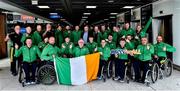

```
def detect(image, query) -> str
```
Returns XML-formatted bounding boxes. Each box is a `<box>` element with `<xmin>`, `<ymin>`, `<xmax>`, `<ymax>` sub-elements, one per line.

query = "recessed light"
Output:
<box><xmin>123</xmin><ymin>6</ymin><xmax>134</xmax><ymax>9</ymax></box>
<box><xmin>81</xmin><ymin>19</ymin><xmax>86</xmax><ymax>21</ymax></box>
<box><xmin>83</xmin><ymin>13</ymin><xmax>91</xmax><ymax>15</ymax></box>
<box><xmin>110</xmin><ymin>16</ymin><xmax>116</xmax><ymax>18</ymax></box>
<box><xmin>110</xmin><ymin>13</ymin><xmax>118</xmax><ymax>15</ymax></box>
<box><xmin>108</xmin><ymin>0</ymin><xmax>114</xmax><ymax>3</ymax></box>
<box><xmin>50</xmin><ymin>13</ymin><xmax>58</xmax><ymax>15</ymax></box>
<box><xmin>37</xmin><ymin>6</ymin><xmax>50</xmax><ymax>8</ymax></box>
<box><xmin>32</xmin><ymin>0</ymin><xmax>38</xmax><ymax>5</ymax></box>
<box><xmin>104</xmin><ymin>19</ymin><xmax>109</xmax><ymax>20</ymax></box>
<box><xmin>86</xmin><ymin>6</ymin><xmax>97</xmax><ymax>8</ymax></box>
<box><xmin>82</xmin><ymin>16</ymin><xmax>88</xmax><ymax>18</ymax></box>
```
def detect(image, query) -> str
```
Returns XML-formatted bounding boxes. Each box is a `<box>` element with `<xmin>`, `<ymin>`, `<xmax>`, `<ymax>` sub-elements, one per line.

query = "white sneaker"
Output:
<box><xmin>30</xmin><ymin>81</ymin><xmax>36</xmax><ymax>84</ymax></box>
<box><xmin>114</xmin><ymin>76</ymin><xmax>120</xmax><ymax>81</ymax></box>
<box><xmin>119</xmin><ymin>79</ymin><xmax>125</xmax><ymax>83</ymax></box>
<box><xmin>26</xmin><ymin>82</ymin><xmax>31</xmax><ymax>85</ymax></box>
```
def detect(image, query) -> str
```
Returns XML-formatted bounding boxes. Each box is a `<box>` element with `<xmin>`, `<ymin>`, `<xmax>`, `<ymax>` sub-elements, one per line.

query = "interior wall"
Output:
<box><xmin>153</xmin><ymin>0</ymin><xmax>180</xmax><ymax>66</ymax></box>
<box><xmin>0</xmin><ymin>14</ymin><xmax>7</xmax><ymax>59</ymax></box>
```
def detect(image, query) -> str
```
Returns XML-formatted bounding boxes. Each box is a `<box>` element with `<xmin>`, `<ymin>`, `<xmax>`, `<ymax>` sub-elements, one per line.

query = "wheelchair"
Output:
<box><xmin>158</xmin><ymin>58</ymin><xmax>173</xmax><ymax>79</ymax></box>
<box><xmin>111</xmin><ymin>60</ymin><xmax>134</xmax><ymax>83</ymax></box>
<box><xmin>18</xmin><ymin>61</ymin><xmax>39</xmax><ymax>87</ymax></box>
<box><xmin>18</xmin><ymin>60</ymin><xmax>56</xmax><ymax>87</ymax></box>
<box><xmin>144</xmin><ymin>60</ymin><xmax>159</xmax><ymax>86</ymax></box>
<box><xmin>99</xmin><ymin>60</ymin><xmax>110</xmax><ymax>82</ymax></box>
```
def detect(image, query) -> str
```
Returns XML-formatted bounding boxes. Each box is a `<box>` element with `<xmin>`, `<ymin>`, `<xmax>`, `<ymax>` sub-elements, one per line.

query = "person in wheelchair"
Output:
<box><xmin>70</xmin><ymin>39</ymin><xmax>89</xmax><ymax>57</ymax></box>
<box><xmin>41</xmin><ymin>36</ymin><xmax>61</xmax><ymax>62</ymax></box>
<box><xmin>61</xmin><ymin>36</ymin><xmax>74</xmax><ymax>58</ymax></box>
<box><xmin>86</xmin><ymin>35</ymin><xmax>98</xmax><ymax>54</ymax></box>
<box><xmin>133</xmin><ymin>37</ymin><xmax>154</xmax><ymax>83</ymax></box>
<box><xmin>154</xmin><ymin>35</ymin><xmax>176</xmax><ymax>67</ymax></box>
<box><xmin>114</xmin><ymin>39</ymin><xmax>129</xmax><ymax>82</ymax></box>
<box><xmin>14</xmin><ymin>37</ymin><xmax>41</xmax><ymax>84</ymax></box>
<box><xmin>96</xmin><ymin>39</ymin><xmax>111</xmax><ymax>80</ymax></box>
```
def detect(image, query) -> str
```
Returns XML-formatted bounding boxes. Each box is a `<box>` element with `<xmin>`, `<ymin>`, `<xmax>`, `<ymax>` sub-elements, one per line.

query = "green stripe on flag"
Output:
<box><xmin>55</xmin><ymin>57</ymin><xmax>72</xmax><ymax>85</ymax></box>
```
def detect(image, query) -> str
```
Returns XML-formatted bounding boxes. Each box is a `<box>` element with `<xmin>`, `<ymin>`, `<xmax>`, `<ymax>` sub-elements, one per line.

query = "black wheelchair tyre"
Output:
<box><xmin>165</xmin><ymin>59</ymin><xmax>173</xmax><ymax>77</ymax></box>
<box><xmin>151</xmin><ymin>63</ymin><xmax>159</xmax><ymax>83</ymax></box>
<box><xmin>107</xmin><ymin>61</ymin><xmax>115</xmax><ymax>78</ymax></box>
<box><xmin>18</xmin><ymin>65</ymin><xmax>24</xmax><ymax>83</ymax></box>
<box><xmin>37</xmin><ymin>64</ymin><xmax>56</xmax><ymax>85</ymax></box>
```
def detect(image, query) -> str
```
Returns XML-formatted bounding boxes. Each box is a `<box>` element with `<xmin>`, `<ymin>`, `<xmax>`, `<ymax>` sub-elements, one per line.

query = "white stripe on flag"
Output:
<box><xmin>70</xmin><ymin>56</ymin><xmax>87</xmax><ymax>85</ymax></box>
<box><xmin>53</xmin><ymin>58</ymin><xmax>60</xmax><ymax>84</ymax></box>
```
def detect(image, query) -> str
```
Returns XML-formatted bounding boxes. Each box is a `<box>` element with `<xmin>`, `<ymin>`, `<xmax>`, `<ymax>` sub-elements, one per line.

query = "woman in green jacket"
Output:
<box><xmin>154</xmin><ymin>35</ymin><xmax>176</xmax><ymax>66</ymax></box>
<box><xmin>134</xmin><ymin>17</ymin><xmax>152</xmax><ymax>48</ymax></box>
<box><xmin>15</xmin><ymin>38</ymin><xmax>41</xmax><ymax>84</ymax></box>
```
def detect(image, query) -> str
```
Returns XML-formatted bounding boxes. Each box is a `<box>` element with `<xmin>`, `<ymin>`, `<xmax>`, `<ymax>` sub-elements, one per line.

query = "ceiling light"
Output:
<box><xmin>32</xmin><ymin>0</ymin><xmax>38</xmax><ymax>5</ymax></box>
<box><xmin>86</xmin><ymin>6</ymin><xmax>97</xmax><ymax>9</ymax></box>
<box><xmin>82</xmin><ymin>16</ymin><xmax>88</xmax><ymax>18</ymax></box>
<box><xmin>81</xmin><ymin>19</ymin><xmax>86</xmax><ymax>21</ymax></box>
<box><xmin>110</xmin><ymin>16</ymin><xmax>116</xmax><ymax>18</ymax></box>
<box><xmin>108</xmin><ymin>0</ymin><xmax>114</xmax><ymax>3</ymax></box>
<box><xmin>37</xmin><ymin>6</ymin><xmax>50</xmax><ymax>8</ymax></box>
<box><xmin>49</xmin><ymin>13</ymin><xmax>58</xmax><ymax>15</ymax></box>
<box><xmin>56</xmin><ymin>8</ymin><xmax>62</xmax><ymax>10</ymax></box>
<box><xmin>60</xmin><ymin>19</ymin><xmax>66</xmax><ymax>21</ymax></box>
<box><xmin>110</xmin><ymin>13</ymin><xmax>118</xmax><ymax>15</ymax></box>
<box><xmin>83</xmin><ymin>13</ymin><xmax>91</xmax><ymax>15</ymax></box>
<box><xmin>104</xmin><ymin>19</ymin><xmax>109</xmax><ymax>20</ymax></box>
<box><xmin>123</xmin><ymin>6</ymin><xmax>134</xmax><ymax>9</ymax></box>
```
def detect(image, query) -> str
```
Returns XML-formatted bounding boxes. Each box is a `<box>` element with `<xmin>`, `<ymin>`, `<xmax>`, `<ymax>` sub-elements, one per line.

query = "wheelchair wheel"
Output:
<box><xmin>124</xmin><ymin>66</ymin><xmax>130</xmax><ymax>83</ymax></box>
<box><xmin>37</xmin><ymin>64</ymin><xmax>56</xmax><ymax>85</ymax></box>
<box><xmin>18</xmin><ymin>65</ymin><xmax>24</xmax><ymax>83</ymax></box>
<box><xmin>145</xmin><ymin>70</ymin><xmax>151</xmax><ymax>86</ymax></box>
<box><xmin>107</xmin><ymin>61</ymin><xmax>113</xmax><ymax>78</ymax></box>
<box><xmin>165</xmin><ymin>59</ymin><xmax>173</xmax><ymax>77</ymax></box>
<box><xmin>151</xmin><ymin>63</ymin><xmax>159</xmax><ymax>83</ymax></box>
<box><xmin>101</xmin><ymin>66</ymin><xmax>106</xmax><ymax>82</ymax></box>
<box><xmin>130</xmin><ymin>65</ymin><xmax>135</xmax><ymax>80</ymax></box>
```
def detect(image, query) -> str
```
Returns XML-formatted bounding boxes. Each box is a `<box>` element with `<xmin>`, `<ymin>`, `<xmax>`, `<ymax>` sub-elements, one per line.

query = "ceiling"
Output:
<box><xmin>5</xmin><ymin>0</ymin><xmax>158</xmax><ymax>25</ymax></box>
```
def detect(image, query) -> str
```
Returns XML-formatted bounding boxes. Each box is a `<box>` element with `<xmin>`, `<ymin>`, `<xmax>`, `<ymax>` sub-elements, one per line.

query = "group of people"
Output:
<box><xmin>4</xmin><ymin>17</ymin><xmax>176</xmax><ymax>85</ymax></box>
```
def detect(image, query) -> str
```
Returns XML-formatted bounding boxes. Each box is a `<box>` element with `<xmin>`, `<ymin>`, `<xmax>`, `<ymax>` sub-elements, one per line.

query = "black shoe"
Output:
<box><xmin>12</xmin><ymin>73</ymin><xmax>17</xmax><ymax>76</ymax></box>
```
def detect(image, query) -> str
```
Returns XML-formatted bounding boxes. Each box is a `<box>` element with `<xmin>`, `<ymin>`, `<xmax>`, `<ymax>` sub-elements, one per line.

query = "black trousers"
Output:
<box><xmin>140</xmin><ymin>61</ymin><xmax>150</xmax><ymax>82</ymax></box>
<box><xmin>115</xmin><ymin>59</ymin><xmax>126</xmax><ymax>79</ymax></box>
<box><xmin>133</xmin><ymin>59</ymin><xmax>141</xmax><ymax>80</ymax></box>
<box><xmin>23</xmin><ymin>61</ymin><xmax>37</xmax><ymax>82</ymax></box>
<box><xmin>10</xmin><ymin>47</ymin><xmax>21</xmax><ymax>74</ymax></box>
<box><xmin>97</xmin><ymin>60</ymin><xmax>108</xmax><ymax>77</ymax></box>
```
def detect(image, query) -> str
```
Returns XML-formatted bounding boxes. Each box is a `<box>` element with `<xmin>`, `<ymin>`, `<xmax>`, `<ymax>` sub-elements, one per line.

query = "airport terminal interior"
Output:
<box><xmin>0</xmin><ymin>0</ymin><xmax>180</xmax><ymax>90</ymax></box>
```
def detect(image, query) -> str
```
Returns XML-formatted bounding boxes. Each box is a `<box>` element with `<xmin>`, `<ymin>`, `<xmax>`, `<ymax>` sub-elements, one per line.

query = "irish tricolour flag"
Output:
<box><xmin>54</xmin><ymin>53</ymin><xmax>100</xmax><ymax>85</ymax></box>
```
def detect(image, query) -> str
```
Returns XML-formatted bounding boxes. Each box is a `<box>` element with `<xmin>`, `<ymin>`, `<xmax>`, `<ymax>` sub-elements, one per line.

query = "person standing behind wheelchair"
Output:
<box><xmin>154</xmin><ymin>35</ymin><xmax>176</xmax><ymax>67</ymax></box>
<box><xmin>61</xmin><ymin>36</ymin><xmax>74</xmax><ymax>58</ymax></box>
<box><xmin>95</xmin><ymin>39</ymin><xmax>111</xmax><ymax>80</ymax></box>
<box><xmin>133</xmin><ymin>37</ymin><xmax>154</xmax><ymax>83</ymax></box>
<box><xmin>14</xmin><ymin>37</ymin><xmax>41</xmax><ymax>84</ymax></box>
<box><xmin>86</xmin><ymin>35</ymin><xmax>98</xmax><ymax>54</ymax></box>
<box><xmin>21</xmin><ymin>26</ymin><xmax>33</xmax><ymax>45</ymax></box>
<box><xmin>114</xmin><ymin>39</ymin><xmax>129</xmax><ymax>82</ymax></box>
<box><xmin>40</xmin><ymin>36</ymin><xmax>61</xmax><ymax>62</ymax></box>
<box><xmin>4</xmin><ymin>25</ymin><xmax>23</xmax><ymax>76</ymax></box>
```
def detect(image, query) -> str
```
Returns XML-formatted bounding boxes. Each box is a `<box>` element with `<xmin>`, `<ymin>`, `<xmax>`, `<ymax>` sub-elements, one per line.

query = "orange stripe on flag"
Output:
<box><xmin>85</xmin><ymin>53</ymin><xmax>100</xmax><ymax>82</ymax></box>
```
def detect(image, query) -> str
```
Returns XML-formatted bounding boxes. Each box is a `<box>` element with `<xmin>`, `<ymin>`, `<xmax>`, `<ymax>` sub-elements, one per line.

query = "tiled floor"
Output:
<box><xmin>0</xmin><ymin>58</ymin><xmax>180</xmax><ymax>91</ymax></box>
